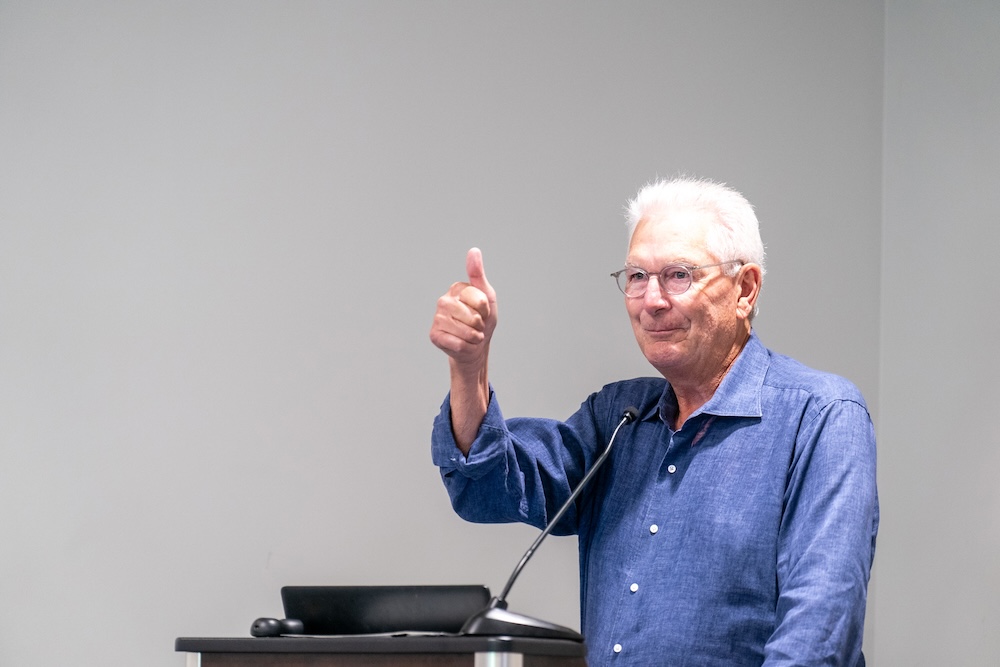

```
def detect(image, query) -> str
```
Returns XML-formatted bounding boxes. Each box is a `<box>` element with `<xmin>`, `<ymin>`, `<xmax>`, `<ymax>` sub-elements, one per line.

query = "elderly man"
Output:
<box><xmin>429</xmin><ymin>177</ymin><xmax>878</xmax><ymax>666</ymax></box>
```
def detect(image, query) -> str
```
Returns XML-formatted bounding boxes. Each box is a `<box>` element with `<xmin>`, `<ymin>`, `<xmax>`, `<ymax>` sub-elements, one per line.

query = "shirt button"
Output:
<box><xmin>613</xmin><ymin>643</ymin><xmax>623</xmax><ymax>653</ymax></box>
<box><xmin>629</xmin><ymin>583</ymin><xmax>639</xmax><ymax>593</ymax></box>
<box><xmin>667</xmin><ymin>464</ymin><xmax>677</xmax><ymax>474</ymax></box>
<box><xmin>649</xmin><ymin>524</ymin><xmax>659</xmax><ymax>534</ymax></box>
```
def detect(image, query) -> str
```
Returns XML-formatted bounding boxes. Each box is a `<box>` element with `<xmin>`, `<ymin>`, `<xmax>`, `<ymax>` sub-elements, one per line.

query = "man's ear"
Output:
<box><xmin>736</xmin><ymin>264</ymin><xmax>763</xmax><ymax>320</ymax></box>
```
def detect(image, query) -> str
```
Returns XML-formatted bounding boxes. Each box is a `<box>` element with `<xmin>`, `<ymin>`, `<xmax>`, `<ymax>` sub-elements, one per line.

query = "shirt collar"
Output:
<box><xmin>650</xmin><ymin>331</ymin><xmax>768</xmax><ymax>422</ymax></box>
<box><xmin>703</xmin><ymin>331</ymin><xmax>767</xmax><ymax>418</ymax></box>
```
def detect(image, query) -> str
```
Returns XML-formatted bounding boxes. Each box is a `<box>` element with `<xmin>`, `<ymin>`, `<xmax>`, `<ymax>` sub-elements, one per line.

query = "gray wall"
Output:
<box><xmin>878</xmin><ymin>2</ymin><xmax>1000</xmax><ymax>665</ymax></box>
<box><xmin>0</xmin><ymin>2</ymin><xmax>992</xmax><ymax>665</ymax></box>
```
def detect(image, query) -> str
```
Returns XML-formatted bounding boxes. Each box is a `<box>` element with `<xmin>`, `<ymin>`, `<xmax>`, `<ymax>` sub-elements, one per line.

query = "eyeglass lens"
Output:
<box><xmin>619</xmin><ymin>267</ymin><xmax>693</xmax><ymax>296</ymax></box>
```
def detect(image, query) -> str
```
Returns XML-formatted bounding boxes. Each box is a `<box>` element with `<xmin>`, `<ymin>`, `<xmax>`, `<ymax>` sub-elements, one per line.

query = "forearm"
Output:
<box><xmin>448</xmin><ymin>354</ymin><xmax>490</xmax><ymax>455</ymax></box>
<box><xmin>432</xmin><ymin>389</ymin><xmax>608</xmax><ymax>533</ymax></box>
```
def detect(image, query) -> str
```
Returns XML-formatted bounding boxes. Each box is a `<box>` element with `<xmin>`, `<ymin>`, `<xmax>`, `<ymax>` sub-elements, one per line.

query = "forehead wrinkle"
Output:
<box><xmin>625</xmin><ymin>254</ymin><xmax>703</xmax><ymax>271</ymax></box>
<box><xmin>627</xmin><ymin>224</ymin><xmax>712</xmax><ymax>267</ymax></box>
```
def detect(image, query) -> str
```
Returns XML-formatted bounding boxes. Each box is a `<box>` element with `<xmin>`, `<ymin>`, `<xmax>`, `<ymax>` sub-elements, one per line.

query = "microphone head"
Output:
<box><xmin>622</xmin><ymin>406</ymin><xmax>639</xmax><ymax>423</ymax></box>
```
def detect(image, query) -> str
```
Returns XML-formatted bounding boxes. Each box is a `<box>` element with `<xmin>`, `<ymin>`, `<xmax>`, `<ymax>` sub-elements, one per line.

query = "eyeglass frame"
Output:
<box><xmin>610</xmin><ymin>260</ymin><xmax>744</xmax><ymax>297</ymax></box>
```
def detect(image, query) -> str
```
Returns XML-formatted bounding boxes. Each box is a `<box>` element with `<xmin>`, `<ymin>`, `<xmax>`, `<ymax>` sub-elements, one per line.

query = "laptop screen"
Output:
<box><xmin>281</xmin><ymin>585</ymin><xmax>491</xmax><ymax>635</ymax></box>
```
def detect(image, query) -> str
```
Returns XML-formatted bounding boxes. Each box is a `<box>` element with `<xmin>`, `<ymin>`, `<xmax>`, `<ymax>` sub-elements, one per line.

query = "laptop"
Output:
<box><xmin>280</xmin><ymin>585</ymin><xmax>491</xmax><ymax>635</ymax></box>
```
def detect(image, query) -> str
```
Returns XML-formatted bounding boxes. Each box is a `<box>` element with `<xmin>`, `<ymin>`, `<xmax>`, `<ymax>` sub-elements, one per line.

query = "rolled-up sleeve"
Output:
<box><xmin>431</xmin><ymin>388</ymin><xmax>603</xmax><ymax>533</ymax></box>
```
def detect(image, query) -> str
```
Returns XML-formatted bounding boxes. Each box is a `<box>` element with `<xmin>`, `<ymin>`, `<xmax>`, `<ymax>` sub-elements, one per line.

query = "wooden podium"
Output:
<box><xmin>175</xmin><ymin>635</ymin><xmax>588</xmax><ymax>666</ymax></box>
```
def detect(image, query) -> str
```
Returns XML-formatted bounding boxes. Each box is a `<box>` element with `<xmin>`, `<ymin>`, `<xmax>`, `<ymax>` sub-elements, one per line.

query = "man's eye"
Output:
<box><xmin>627</xmin><ymin>270</ymin><xmax>648</xmax><ymax>282</ymax></box>
<box><xmin>666</xmin><ymin>269</ymin><xmax>691</xmax><ymax>281</ymax></box>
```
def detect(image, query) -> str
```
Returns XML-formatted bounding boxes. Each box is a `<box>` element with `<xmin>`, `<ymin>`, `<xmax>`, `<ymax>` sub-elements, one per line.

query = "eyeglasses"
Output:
<box><xmin>611</xmin><ymin>260</ymin><xmax>743</xmax><ymax>297</ymax></box>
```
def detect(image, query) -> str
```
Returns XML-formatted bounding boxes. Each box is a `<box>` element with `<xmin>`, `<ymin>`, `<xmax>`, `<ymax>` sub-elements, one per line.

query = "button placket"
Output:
<box><xmin>608</xmin><ymin>425</ymin><xmax>670</xmax><ymax>662</ymax></box>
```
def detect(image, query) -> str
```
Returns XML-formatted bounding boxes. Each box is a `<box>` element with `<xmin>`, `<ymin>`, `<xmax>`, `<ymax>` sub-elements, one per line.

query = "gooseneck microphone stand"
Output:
<box><xmin>460</xmin><ymin>407</ymin><xmax>639</xmax><ymax>641</ymax></box>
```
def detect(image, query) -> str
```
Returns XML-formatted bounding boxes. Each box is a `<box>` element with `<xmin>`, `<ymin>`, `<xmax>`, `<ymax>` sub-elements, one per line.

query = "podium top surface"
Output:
<box><xmin>175</xmin><ymin>635</ymin><xmax>586</xmax><ymax>657</ymax></box>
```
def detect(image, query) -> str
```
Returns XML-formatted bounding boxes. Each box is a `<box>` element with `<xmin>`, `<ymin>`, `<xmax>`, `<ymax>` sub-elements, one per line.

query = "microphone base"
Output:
<box><xmin>460</xmin><ymin>600</ymin><xmax>583</xmax><ymax>642</ymax></box>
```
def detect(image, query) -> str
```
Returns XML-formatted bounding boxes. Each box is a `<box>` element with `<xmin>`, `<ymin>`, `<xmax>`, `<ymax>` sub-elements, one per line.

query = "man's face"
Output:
<box><xmin>625</xmin><ymin>208</ymin><xmax>750</xmax><ymax>383</ymax></box>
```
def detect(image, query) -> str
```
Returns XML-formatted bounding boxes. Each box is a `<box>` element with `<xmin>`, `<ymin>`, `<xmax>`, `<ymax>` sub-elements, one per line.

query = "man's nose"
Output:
<box><xmin>643</xmin><ymin>274</ymin><xmax>672</xmax><ymax>308</ymax></box>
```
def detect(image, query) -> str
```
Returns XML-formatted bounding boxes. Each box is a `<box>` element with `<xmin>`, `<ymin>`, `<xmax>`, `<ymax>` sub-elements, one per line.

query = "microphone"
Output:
<box><xmin>460</xmin><ymin>406</ymin><xmax>640</xmax><ymax>641</ymax></box>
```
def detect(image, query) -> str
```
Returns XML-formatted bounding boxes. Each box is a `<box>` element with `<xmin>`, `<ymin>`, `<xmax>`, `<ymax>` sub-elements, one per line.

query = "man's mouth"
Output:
<box><xmin>644</xmin><ymin>326</ymin><xmax>683</xmax><ymax>336</ymax></box>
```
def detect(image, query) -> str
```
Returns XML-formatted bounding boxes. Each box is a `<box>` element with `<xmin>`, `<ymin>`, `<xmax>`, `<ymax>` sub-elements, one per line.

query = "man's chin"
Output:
<box><xmin>639</xmin><ymin>339</ymin><xmax>686</xmax><ymax>365</ymax></box>
<box><xmin>640</xmin><ymin>329</ymin><xmax>686</xmax><ymax>346</ymax></box>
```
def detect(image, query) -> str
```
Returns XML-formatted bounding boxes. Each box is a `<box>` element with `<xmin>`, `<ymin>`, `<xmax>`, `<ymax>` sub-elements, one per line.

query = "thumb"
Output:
<box><xmin>465</xmin><ymin>247</ymin><xmax>494</xmax><ymax>296</ymax></box>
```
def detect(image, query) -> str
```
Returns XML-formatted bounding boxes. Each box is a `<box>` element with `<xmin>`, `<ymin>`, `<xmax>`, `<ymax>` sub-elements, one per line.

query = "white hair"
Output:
<box><xmin>625</xmin><ymin>177</ymin><xmax>766</xmax><ymax>277</ymax></box>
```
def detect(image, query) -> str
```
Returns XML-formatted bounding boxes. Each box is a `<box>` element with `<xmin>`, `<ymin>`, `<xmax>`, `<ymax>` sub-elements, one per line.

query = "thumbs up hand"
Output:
<box><xmin>430</xmin><ymin>248</ymin><xmax>498</xmax><ymax>453</ymax></box>
<box><xmin>430</xmin><ymin>248</ymin><xmax>498</xmax><ymax>369</ymax></box>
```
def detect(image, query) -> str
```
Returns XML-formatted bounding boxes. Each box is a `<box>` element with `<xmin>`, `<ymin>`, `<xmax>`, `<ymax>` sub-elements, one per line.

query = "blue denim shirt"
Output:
<box><xmin>432</xmin><ymin>333</ymin><xmax>878</xmax><ymax>666</ymax></box>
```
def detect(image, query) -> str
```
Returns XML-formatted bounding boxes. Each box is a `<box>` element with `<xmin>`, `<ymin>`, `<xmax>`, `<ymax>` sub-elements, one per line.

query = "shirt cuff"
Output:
<box><xmin>431</xmin><ymin>387</ymin><xmax>509</xmax><ymax>477</ymax></box>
